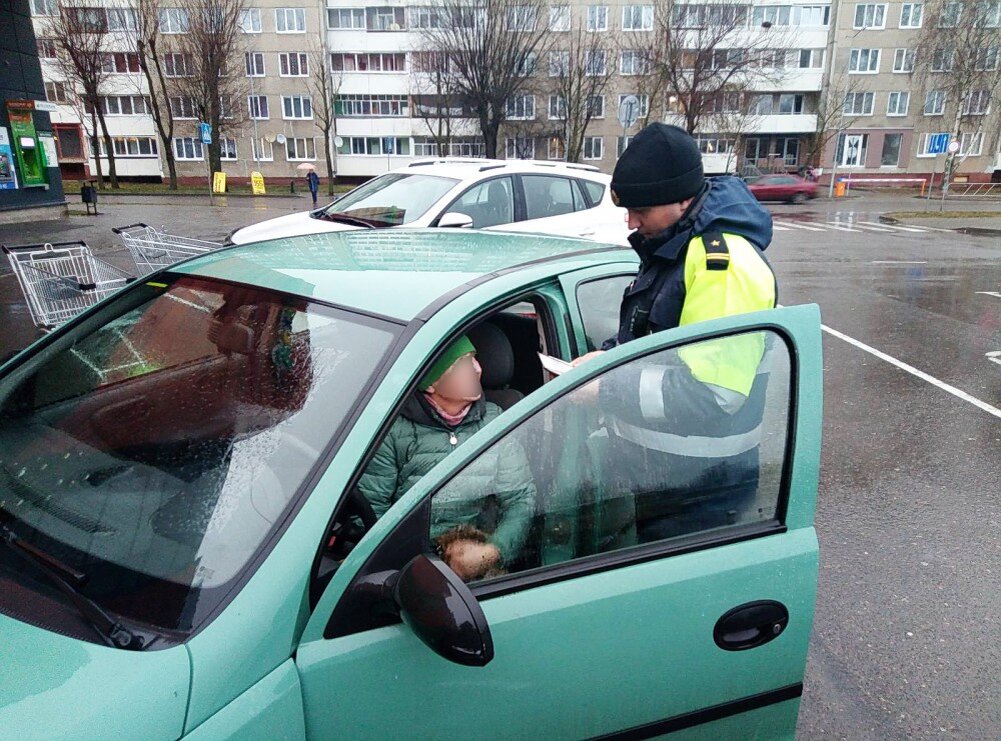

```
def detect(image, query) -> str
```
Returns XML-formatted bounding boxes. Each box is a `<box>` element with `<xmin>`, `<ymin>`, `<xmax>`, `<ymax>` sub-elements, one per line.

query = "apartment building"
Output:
<box><xmin>824</xmin><ymin>0</ymin><xmax>1001</xmax><ymax>181</ymax></box>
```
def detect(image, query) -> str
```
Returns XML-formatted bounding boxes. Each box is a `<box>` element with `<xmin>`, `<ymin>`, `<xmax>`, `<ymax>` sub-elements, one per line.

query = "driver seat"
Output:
<box><xmin>467</xmin><ymin>322</ymin><xmax>523</xmax><ymax>410</ymax></box>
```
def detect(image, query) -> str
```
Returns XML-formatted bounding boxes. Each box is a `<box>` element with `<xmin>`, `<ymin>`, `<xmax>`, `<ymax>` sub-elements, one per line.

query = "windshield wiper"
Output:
<box><xmin>314</xmin><ymin>211</ymin><xmax>381</xmax><ymax>229</ymax></box>
<box><xmin>0</xmin><ymin>518</ymin><xmax>160</xmax><ymax>650</ymax></box>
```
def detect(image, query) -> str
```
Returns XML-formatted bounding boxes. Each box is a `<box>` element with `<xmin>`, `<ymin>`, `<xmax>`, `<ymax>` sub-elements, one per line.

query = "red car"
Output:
<box><xmin>747</xmin><ymin>174</ymin><xmax>818</xmax><ymax>204</ymax></box>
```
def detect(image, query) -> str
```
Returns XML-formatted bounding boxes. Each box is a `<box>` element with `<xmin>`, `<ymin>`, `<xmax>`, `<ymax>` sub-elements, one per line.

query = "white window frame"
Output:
<box><xmin>586</xmin><ymin>4</ymin><xmax>608</xmax><ymax>30</ymax></box>
<box><xmin>899</xmin><ymin>2</ymin><xmax>922</xmax><ymax>27</ymax></box>
<box><xmin>44</xmin><ymin>81</ymin><xmax>70</xmax><ymax>104</ymax></box>
<box><xmin>220</xmin><ymin>137</ymin><xmax>238</xmax><ymax>161</ymax></box>
<box><xmin>893</xmin><ymin>48</ymin><xmax>915</xmax><ymax>73</ymax></box>
<box><xmin>959</xmin><ymin>132</ymin><xmax>984</xmax><ymax>155</ymax></box>
<box><xmin>163</xmin><ymin>53</ymin><xmax>193</xmax><ymax>78</ymax></box>
<box><xmin>279</xmin><ymin>52</ymin><xmax>309</xmax><ymax>77</ymax></box>
<box><xmin>887</xmin><ymin>91</ymin><xmax>909</xmax><ymax>116</ymax></box>
<box><xmin>549</xmin><ymin>5</ymin><xmax>571</xmax><ymax>30</ymax></box>
<box><xmin>286</xmin><ymin>137</ymin><xmax>316</xmax><ymax>161</ymax></box>
<box><xmin>620</xmin><ymin>50</ymin><xmax>649</xmax><ymax>75</ymax></box>
<box><xmin>585</xmin><ymin>49</ymin><xmax>607</xmax><ymax>76</ymax></box>
<box><xmin>239</xmin><ymin>8</ymin><xmax>262</xmax><ymax>33</ymax></box>
<box><xmin>587</xmin><ymin>94</ymin><xmax>605</xmax><ymax>118</ymax></box>
<box><xmin>327</xmin><ymin>7</ymin><xmax>365</xmax><ymax>29</ymax></box>
<box><xmin>248</xmin><ymin>95</ymin><xmax>269</xmax><ymax>119</ymax></box>
<box><xmin>547</xmin><ymin>136</ymin><xmax>566</xmax><ymax>160</ymax></box>
<box><xmin>107</xmin><ymin>8</ymin><xmax>137</xmax><ymax>31</ymax></box>
<box><xmin>549</xmin><ymin>50</ymin><xmax>570</xmax><ymax>76</ymax></box>
<box><xmin>169</xmin><ymin>96</ymin><xmax>198</xmax><ymax>120</ymax></box>
<box><xmin>621</xmin><ymin>4</ymin><xmax>653</xmax><ymax>30</ymax></box>
<box><xmin>506</xmin><ymin>94</ymin><xmax>536</xmax><ymax>120</ymax></box>
<box><xmin>245</xmin><ymin>52</ymin><xmax>265</xmax><ymax>77</ymax></box>
<box><xmin>507</xmin><ymin>5</ymin><xmax>538</xmax><ymax>31</ymax></box>
<box><xmin>843</xmin><ymin>91</ymin><xmax>875</xmax><ymax>115</ymax></box>
<box><xmin>159</xmin><ymin>8</ymin><xmax>189</xmax><ymax>33</ymax></box>
<box><xmin>30</xmin><ymin>0</ymin><xmax>57</xmax><ymax>16</ymax></box>
<box><xmin>962</xmin><ymin>90</ymin><xmax>991</xmax><ymax>115</ymax></box>
<box><xmin>583</xmin><ymin>136</ymin><xmax>604</xmax><ymax>160</ymax></box>
<box><xmin>548</xmin><ymin>94</ymin><xmax>566</xmax><ymax>120</ymax></box>
<box><xmin>923</xmin><ymin>89</ymin><xmax>946</xmax><ymax>115</ymax></box>
<box><xmin>930</xmin><ymin>47</ymin><xmax>955</xmax><ymax>72</ymax></box>
<box><xmin>282</xmin><ymin>95</ymin><xmax>313</xmax><ymax>119</ymax></box>
<box><xmin>505</xmin><ymin>136</ymin><xmax>535</xmax><ymax>159</ymax></box>
<box><xmin>848</xmin><ymin>48</ymin><xmax>880</xmax><ymax>73</ymax></box>
<box><xmin>276</xmin><ymin>7</ymin><xmax>306</xmax><ymax>33</ymax></box>
<box><xmin>938</xmin><ymin>1</ymin><xmax>961</xmax><ymax>26</ymax></box>
<box><xmin>173</xmin><ymin>137</ymin><xmax>204</xmax><ymax>160</ymax></box>
<box><xmin>251</xmin><ymin>137</ymin><xmax>274</xmax><ymax>162</ymax></box>
<box><xmin>853</xmin><ymin>3</ymin><xmax>887</xmax><ymax>28</ymax></box>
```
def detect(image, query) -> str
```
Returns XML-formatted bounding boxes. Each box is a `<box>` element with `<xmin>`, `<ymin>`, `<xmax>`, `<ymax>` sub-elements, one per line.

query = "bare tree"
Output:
<box><xmin>129</xmin><ymin>0</ymin><xmax>180</xmax><ymax>188</ymax></box>
<box><xmin>643</xmin><ymin>0</ymin><xmax>792</xmax><ymax>135</ymax></box>
<box><xmin>306</xmin><ymin>37</ymin><xmax>342</xmax><ymax>195</ymax></box>
<box><xmin>46</xmin><ymin>2</ymin><xmax>119</xmax><ymax>188</ymax></box>
<box><xmin>803</xmin><ymin>70</ymin><xmax>863</xmax><ymax>170</ymax></box>
<box><xmin>169</xmin><ymin>0</ymin><xmax>248</xmax><ymax>175</ymax></box>
<box><xmin>549</xmin><ymin>21</ymin><xmax>614</xmax><ymax>162</ymax></box>
<box><xmin>415</xmin><ymin>0</ymin><xmax>553</xmax><ymax>158</ymax></box>
<box><xmin>914</xmin><ymin>0</ymin><xmax>1001</xmax><ymax>190</ymax></box>
<box><xmin>410</xmin><ymin>49</ymin><xmax>464</xmax><ymax>157</ymax></box>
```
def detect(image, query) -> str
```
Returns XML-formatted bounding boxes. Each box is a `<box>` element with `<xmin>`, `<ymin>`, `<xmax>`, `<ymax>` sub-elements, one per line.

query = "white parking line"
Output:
<box><xmin>872</xmin><ymin>260</ymin><xmax>927</xmax><ymax>264</ymax></box>
<box><xmin>773</xmin><ymin>220</ymin><xmax>826</xmax><ymax>232</ymax></box>
<box><xmin>857</xmin><ymin>220</ymin><xmax>926</xmax><ymax>233</ymax></box>
<box><xmin>771</xmin><ymin>223</ymin><xmax>793</xmax><ymax>231</ymax></box>
<box><xmin>976</xmin><ymin>291</ymin><xmax>1001</xmax><ymax>298</ymax></box>
<box><xmin>823</xmin><ymin>223</ymin><xmax>863</xmax><ymax>232</ymax></box>
<box><xmin>822</xmin><ymin>324</ymin><xmax>1001</xmax><ymax>420</ymax></box>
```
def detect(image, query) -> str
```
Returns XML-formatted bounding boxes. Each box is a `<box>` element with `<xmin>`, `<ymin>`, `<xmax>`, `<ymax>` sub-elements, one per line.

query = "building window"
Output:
<box><xmin>279</xmin><ymin>52</ymin><xmax>309</xmax><ymax>76</ymax></box>
<box><xmin>930</xmin><ymin>47</ymin><xmax>955</xmax><ymax>72</ymax></box>
<box><xmin>30</xmin><ymin>0</ymin><xmax>56</xmax><ymax>16</ymax></box>
<box><xmin>798</xmin><ymin>49</ymin><xmax>824</xmax><ymax>68</ymax></box>
<box><xmin>101</xmin><ymin>52</ymin><xmax>141</xmax><ymax>74</ymax></box>
<box><xmin>549</xmin><ymin>5</ymin><xmax>571</xmax><ymax>30</ymax></box>
<box><xmin>91</xmin><ymin>95</ymin><xmax>150</xmax><ymax>115</ymax></box>
<box><xmin>586</xmin><ymin>94</ymin><xmax>605</xmax><ymax>118</ymax></box>
<box><xmin>173</xmin><ymin>137</ymin><xmax>204</xmax><ymax>160</ymax></box>
<box><xmin>749</xmin><ymin>94</ymin><xmax>773</xmax><ymax>115</ymax></box>
<box><xmin>617</xmin><ymin>135</ymin><xmax>634</xmax><ymax>157</ymax></box>
<box><xmin>975</xmin><ymin>47</ymin><xmax>1000</xmax><ymax>71</ymax></box>
<box><xmin>843</xmin><ymin>91</ymin><xmax>875</xmax><ymax>115</ymax></box>
<box><xmin>899</xmin><ymin>2</ymin><xmax>922</xmax><ymax>27</ymax></box>
<box><xmin>620</xmin><ymin>50</ymin><xmax>649</xmax><ymax>75</ymax></box>
<box><xmin>327</xmin><ymin>8</ymin><xmax>365</xmax><ymax>28</ymax></box>
<box><xmin>751</xmin><ymin>4</ymin><xmax>830</xmax><ymax>26</ymax></box>
<box><xmin>505</xmin><ymin>137</ymin><xmax>535</xmax><ymax>159</ymax></box>
<box><xmin>95</xmin><ymin>136</ymin><xmax>158</xmax><ymax>158</ymax></box>
<box><xmin>853</xmin><ymin>3</ymin><xmax>886</xmax><ymax>28</ymax></box>
<box><xmin>583</xmin><ymin>136</ymin><xmax>604</xmax><ymax>160</ymax></box>
<box><xmin>44</xmin><ymin>82</ymin><xmax>71</xmax><ymax>104</ymax></box>
<box><xmin>937</xmin><ymin>1</ymin><xmax>961</xmax><ymax>26</ymax></box>
<box><xmin>507</xmin><ymin>5</ymin><xmax>538</xmax><ymax>31</ymax></box>
<box><xmin>887</xmin><ymin>91</ymin><xmax>909</xmax><ymax>116</ymax></box>
<box><xmin>547</xmin><ymin>136</ymin><xmax>566</xmax><ymax>159</ymax></box>
<box><xmin>958</xmin><ymin>132</ymin><xmax>983</xmax><ymax>155</ymax></box>
<box><xmin>893</xmin><ymin>48</ymin><xmax>915</xmax><ymax>73</ymax></box>
<box><xmin>880</xmin><ymin>133</ymin><xmax>902</xmax><ymax>166</ymax></box>
<box><xmin>245</xmin><ymin>52</ymin><xmax>265</xmax><ymax>77</ymax></box>
<box><xmin>331</xmin><ymin>53</ymin><xmax>406</xmax><ymax>72</ymax></box>
<box><xmin>335</xmin><ymin>137</ymin><xmax>412</xmax><ymax>156</ymax></box>
<box><xmin>549</xmin><ymin>50</ymin><xmax>570</xmax><ymax>76</ymax></box>
<box><xmin>276</xmin><ymin>7</ymin><xmax>306</xmax><ymax>32</ymax></box>
<box><xmin>248</xmin><ymin>95</ymin><xmax>269</xmax><ymax>119</ymax></box>
<box><xmin>159</xmin><ymin>8</ymin><xmax>189</xmax><ymax>33</ymax></box>
<box><xmin>585</xmin><ymin>49</ymin><xmax>607</xmax><ymax>75</ymax></box>
<box><xmin>548</xmin><ymin>94</ymin><xmax>566</xmax><ymax>119</ymax></box>
<box><xmin>836</xmin><ymin>133</ymin><xmax>868</xmax><ymax>166</ymax></box>
<box><xmin>412</xmin><ymin>137</ymin><xmax>485</xmax><ymax>157</ymax></box>
<box><xmin>251</xmin><ymin>137</ymin><xmax>274</xmax><ymax>162</ymax></box>
<box><xmin>848</xmin><ymin>48</ymin><xmax>880</xmax><ymax>73</ymax></box>
<box><xmin>281</xmin><ymin>95</ymin><xmax>313</xmax><ymax>119</ymax></box>
<box><xmin>695</xmin><ymin>135</ymin><xmax>736</xmax><ymax>154</ymax></box>
<box><xmin>219</xmin><ymin>137</ymin><xmax>237</xmax><ymax>160</ymax></box>
<box><xmin>163</xmin><ymin>53</ymin><xmax>193</xmax><ymax>77</ymax></box>
<box><xmin>619</xmin><ymin>93</ymin><xmax>649</xmax><ymax>118</ymax></box>
<box><xmin>107</xmin><ymin>8</ymin><xmax>137</xmax><ymax>31</ymax></box>
<box><xmin>962</xmin><ymin>90</ymin><xmax>991</xmax><ymax>115</ymax></box>
<box><xmin>586</xmin><ymin>4</ymin><xmax>608</xmax><ymax>30</ymax></box>
<box><xmin>367</xmin><ymin>6</ymin><xmax>405</xmax><ymax>30</ymax></box>
<box><xmin>621</xmin><ymin>4</ymin><xmax>653</xmax><ymax>29</ymax></box>
<box><xmin>286</xmin><ymin>137</ymin><xmax>316</xmax><ymax>161</ymax></box>
<box><xmin>239</xmin><ymin>8</ymin><xmax>261</xmax><ymax>32</ymax></box>
<box><xmin>923</xmin><ymin>89</ymin><xmax>946</xmax><ymax>115</ymax></box>
<box><xmin>168</xmin><ymin>96</ymin><xmax>198</xmax><ymax>119</ymax></box>
<box><xmin>334</xmin><ymin>94</ymin><xmax>408</xmax><ymax>116</ymax></box>
<box><xmin>778</xmin><ymin>94</ymin><xmax>804</xmax><ymax>114</ymax></box>
<box><xmin>515</xmin><ymin>51</ymin><xmax>538</xmax><ymax>76</ymax></box>
<box><xmin>36</xmin><ymin>39</ymin><xmax>58</xmax><ymax>58</ymax></box>
<box><xmin>505</xmin><ymin>94</ymin><xmax>535</xmax><ymax>120</ymax></box>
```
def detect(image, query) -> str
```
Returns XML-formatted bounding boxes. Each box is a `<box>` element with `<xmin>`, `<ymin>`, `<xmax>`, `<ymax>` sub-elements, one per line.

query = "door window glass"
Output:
<box><xmin>523</xmin><ymin>175</ymin><xmax>576</xmax><ymax>220</ymax></box>
<box><xmin>576</xmin><ymin>275</ymin><xmax>634</xmax><ymax>350</ymax></box>
<box><xmin>427</xmin><ymin>329</ymin><xmax>792</xmax><ymax>582</ymax></box>
<box><xmin>450</xmin><ymin>177</ymin><xmax>515</xmax><ymax>228</ymax></box>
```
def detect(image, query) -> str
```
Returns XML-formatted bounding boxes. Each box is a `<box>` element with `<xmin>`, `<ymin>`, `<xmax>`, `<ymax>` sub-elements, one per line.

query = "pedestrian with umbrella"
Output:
<box><xmin>298</xmin><ymin>163</ymin><xmax>320</xmax><ymax>207</ymax></box>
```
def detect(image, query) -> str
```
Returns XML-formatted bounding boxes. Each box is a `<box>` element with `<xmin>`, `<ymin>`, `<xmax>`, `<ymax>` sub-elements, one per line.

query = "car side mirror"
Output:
<box><xmin>438</xmin><ymin>212</ymin><xmax>474</xmax><ymax>228</ymax></box>
<box><xmin>393</xmin><ymin>554</ymin><xmax>494</xmax><ymax>666</ymax></box>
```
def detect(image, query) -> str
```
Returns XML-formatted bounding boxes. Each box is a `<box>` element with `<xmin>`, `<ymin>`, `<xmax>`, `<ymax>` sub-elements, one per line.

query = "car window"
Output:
<box><xmin>0</xmin><ymin>275</ymin><xmax>398</xmax><ymax>637</ymax></box>
<box><xmin>523</xmin><ymin>175</ymin><xmax>576</xmax><ymax>220</ymax></box>
<box><xmin>322</xmin><ymin>173</ymin><xmax>458</xmax><ymax>226</ymax></box>
<box><xmin>579</xmin><ymin>179</ymin><xmax>605</xmax><ymax>207</ymax></box>
<box><xmin>449</xmin><ymin>177</ymin><xmax>515</xmax><ymax>228</ymax></box>
<box><xmin>427</xmin><ymin>329</ymin><xmax>791</xmax><ymax>582</ymax></box>
<box><xmin>576</xmin><ymin>275</ymin><xmax>634</xmax><ymax>351</ymax></box>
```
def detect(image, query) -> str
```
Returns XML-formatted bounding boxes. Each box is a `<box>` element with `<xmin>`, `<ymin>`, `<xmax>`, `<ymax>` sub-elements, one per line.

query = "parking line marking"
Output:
<box><xmin>872</xmin><ymin>260</ymin><xmax>927</xmax><ymax>264</ymax></box>
<box><xmin>773</xmin><ymin>220</ymin><xmax>826</xmax><ymax>232</ymax></box>
<box><xmin>976</xmin><ymin>291</ymin><xmax>1001</xmax><ymax>298</ymax></box>
<box><xmin>823</xmin><ymin>223</ymin><xmax>863</xmax><ymax>232</ymax></box>
<box><xmin>771</xmin><ymin>223</ymin><xmax>793</xmax><ymax>231</ymax></box>
<box><xmin>857</xmin><ymin>220</ymin><xmax>926</xmax><ymax>233</ymax></box>
<box><xmin>821</xmin><ymin>324</ymin><xmax>1001</xmax><ymax>420</ymax></box>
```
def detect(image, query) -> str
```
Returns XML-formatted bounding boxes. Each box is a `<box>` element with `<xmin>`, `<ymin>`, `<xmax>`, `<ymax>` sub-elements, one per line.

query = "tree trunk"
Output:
<box><xmin>324</xmin><ymin>123</ymin><xmax>335</xmax><ymax>196</ymax></box>
<box><xmin>94</xmin><ymin>107</ymin><xmax>119</xmax><ymax>188</ymax></box>
<box><xmin>480</xmin><ymin>112</ymin><xmax>498</xmax><ymax>159</ymax></box>
<box><xmin>89</xmin><ymin>110</ymin><xmax>105</xmax><ymax>189</ymax></box>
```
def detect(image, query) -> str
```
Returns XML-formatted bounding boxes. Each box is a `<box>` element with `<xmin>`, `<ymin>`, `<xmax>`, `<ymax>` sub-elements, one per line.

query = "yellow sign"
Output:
<box><xmin>250</xmin><ymin>171</ymin><xmax>266</xmax><ymax>195</ymax></box>
<box><xmin>212</xmin><ymin>171</ymin><xmax>226</xmax><ymax>193</ymax></box>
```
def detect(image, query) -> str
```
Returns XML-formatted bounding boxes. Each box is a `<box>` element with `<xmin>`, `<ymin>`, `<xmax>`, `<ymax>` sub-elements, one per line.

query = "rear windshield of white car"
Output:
<box><xmin>321</xmin><ymin>173</ymin><xmax>459</xmax><ymax>226</ymax></box>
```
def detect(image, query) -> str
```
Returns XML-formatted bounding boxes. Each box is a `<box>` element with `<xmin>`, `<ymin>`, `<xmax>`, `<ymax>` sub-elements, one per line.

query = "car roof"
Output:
<box><xmin>172</xmin><ymin>229</ymin><xmax>633</xmax><ymax>322</ymax></box>
<box><xmin>392</xmin><ymin>158</ymin><xmax>610</xmax><ymax>182</ymax></box>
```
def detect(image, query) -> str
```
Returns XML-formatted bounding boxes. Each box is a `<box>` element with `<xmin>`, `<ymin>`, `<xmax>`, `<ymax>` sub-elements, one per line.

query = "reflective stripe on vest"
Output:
<box><xmin>677</xmin><ymin>232</ymin><xmax>776</xmax><ymax>397</ymax></box>
<box><xmin>610</xmin><ymin>416</ymin><xmax>764</xmax><ymax>458</ymax></box>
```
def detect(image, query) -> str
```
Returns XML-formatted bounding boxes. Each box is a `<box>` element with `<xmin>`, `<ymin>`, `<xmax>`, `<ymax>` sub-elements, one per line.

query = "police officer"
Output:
<box><xmin>573</xmin><ymin>123</ymin><xmax>778</xmax><ymax>543</ymax></box>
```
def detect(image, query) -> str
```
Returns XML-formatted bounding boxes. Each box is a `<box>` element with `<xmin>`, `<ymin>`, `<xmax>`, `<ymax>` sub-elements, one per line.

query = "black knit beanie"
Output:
<box><xmin>611</xmin><ymin>123</ymin><xmax>705</xmax><ymax>208</ymax></box>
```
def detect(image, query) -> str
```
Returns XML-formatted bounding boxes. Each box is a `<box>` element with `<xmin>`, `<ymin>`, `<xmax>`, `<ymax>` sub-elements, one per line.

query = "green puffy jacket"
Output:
<box><xmin>358</xmin><ymin>394</ymin><xmax>535</xmax><ymax>565</ymax></box>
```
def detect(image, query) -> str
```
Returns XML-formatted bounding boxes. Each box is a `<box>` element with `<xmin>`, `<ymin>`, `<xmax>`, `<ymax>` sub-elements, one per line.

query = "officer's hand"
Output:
<box><xmin>571</xmin><ymin>350</ymin><xmax>605</xmax><ymax>367</ymax></box>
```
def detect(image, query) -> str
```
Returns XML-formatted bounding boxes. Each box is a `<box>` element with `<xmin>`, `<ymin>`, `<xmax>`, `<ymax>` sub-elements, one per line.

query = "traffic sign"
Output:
<box><xmin>618</xmin><ymin>95</ymin><xmax>640</xmax><ymax>130</ymax></box>
<box><xmin>199</xmin><ymin>122</ymin><xmax>212</xmax><ymax>145</ymax></box>
<box><xmin>927</xmin><ymin>133</ymin><xmax>950</xmax><ymax>154</ymax></box>
<box><xmin>948</xmin><ymin>139</ymin><xmax>960</xmax><ymax>154</ymax></box>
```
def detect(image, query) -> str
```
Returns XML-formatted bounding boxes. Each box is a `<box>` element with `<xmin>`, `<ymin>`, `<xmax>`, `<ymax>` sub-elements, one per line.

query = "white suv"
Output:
<box><xmin>228</xmin><ymin>159</ymin><xmax>629</xmax><ymax>246</ymax></box>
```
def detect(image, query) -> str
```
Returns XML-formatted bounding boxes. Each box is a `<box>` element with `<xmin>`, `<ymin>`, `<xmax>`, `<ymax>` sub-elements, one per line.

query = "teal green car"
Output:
<box><xmin>0</xmin><ymin>230</ymin><xmax>822</xmax><ymax>739</ymax></box>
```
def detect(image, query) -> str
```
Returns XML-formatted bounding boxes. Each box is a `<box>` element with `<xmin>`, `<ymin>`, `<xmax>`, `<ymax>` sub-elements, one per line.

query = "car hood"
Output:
<box><xmin>230</xmin><ymin>209</ymin><xmax>359</xmax><ymax>245</ymax></box>
<box><xmin>0</xmin><ymin>612</ymin><xmax>191</xmax><ymax>738</ymax></box>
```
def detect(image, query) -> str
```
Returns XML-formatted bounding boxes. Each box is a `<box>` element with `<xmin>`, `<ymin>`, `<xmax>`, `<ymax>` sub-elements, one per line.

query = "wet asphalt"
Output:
<box><xmin>0</xmin><ymin>193</ymin><xmax>998</xmax><ymax>739</ymax></box>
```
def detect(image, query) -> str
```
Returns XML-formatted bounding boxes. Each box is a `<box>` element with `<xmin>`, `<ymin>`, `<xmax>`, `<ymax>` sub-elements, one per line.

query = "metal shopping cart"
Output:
<box><xmin>3</xmin><ymin>241</ymin><xmax>136</xmax><ymax>329</ymax></box>
<box><xmin>112</xmin><ymin>222</ymin><xmax>220</xmax><ymax>276</ymax></box>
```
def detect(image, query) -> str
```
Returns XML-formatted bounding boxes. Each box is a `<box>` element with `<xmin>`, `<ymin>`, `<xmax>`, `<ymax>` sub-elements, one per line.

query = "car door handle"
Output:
<box><xmin>578</xmin><ymin>231</ymin><xmax>596</xmax><ymax>237</ymax></box>
<box><xmin>713</xmin><ymin>600</ymin><xmax>789</xmax><ymax>651</ymax></box>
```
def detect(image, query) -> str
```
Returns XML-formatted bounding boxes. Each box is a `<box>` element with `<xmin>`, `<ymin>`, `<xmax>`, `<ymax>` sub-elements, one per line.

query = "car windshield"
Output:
<box><xmin>318</xmin><ymin>173</ymin><xmax>458</xmax><ymax>226</ymax></box>
<box><xmin>0</xmin><ymin>275</ymin><xmax>398</xmax><ymax>639</ymax></box>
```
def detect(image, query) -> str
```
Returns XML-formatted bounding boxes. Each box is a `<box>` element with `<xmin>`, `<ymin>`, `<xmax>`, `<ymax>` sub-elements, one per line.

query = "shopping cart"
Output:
<box><xmin>112</xmin><ymin>222</ymin><xmax>220</xmax><ymax>276</ymax></box>
<box><xmin>3</xmin><ymin>241</ymin><xmax>136</xmax><ymax>329</ymax></box>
